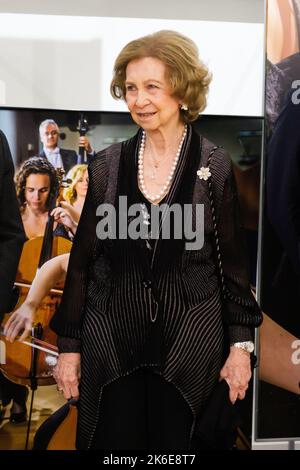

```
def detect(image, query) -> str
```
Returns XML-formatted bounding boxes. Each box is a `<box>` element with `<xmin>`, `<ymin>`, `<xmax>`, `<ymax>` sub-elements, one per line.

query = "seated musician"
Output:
<box><xmin>1</xmin><ymin>163</ymin><xmax>89</xmax><ymax>426</ymax></box>
<box><xmin>0</xmin><ymin>157</ymin><xmax>76</xmax><ymax>425</ymax></box>
<box><xmin>50</xmin><ymin>164</ymin><xmax>88</xmax><ymax>236</ymax></box>
<box><xmin>15</xmin><ymin>157</ymin><xmax>74</xmax><ymax>240</ymax></box>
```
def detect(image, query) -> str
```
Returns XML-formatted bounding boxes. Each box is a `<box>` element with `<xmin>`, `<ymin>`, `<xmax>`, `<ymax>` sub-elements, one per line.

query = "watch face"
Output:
<box><xmin>232</xmin><ymin>341</ymin><xmax>254</xmax><ymax>353</ymax></box>
<box><xmin>243</xmin><ymin>342</ymin><xmax>254</xmax><ymax>353</ymax></box>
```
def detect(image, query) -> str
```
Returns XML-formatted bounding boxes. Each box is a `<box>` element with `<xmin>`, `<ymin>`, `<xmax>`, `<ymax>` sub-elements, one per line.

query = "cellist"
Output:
<box><xmin>4</xmin><ymin>164</ymin><xmax>88</xmax><ymax>342</ymax></box>
<box><xmin>1</xmin><ymin>163</ymin><xmax>88</xmax><ymax>426</ymax></box>
<box><xmin>15</xmin><ymin>157</ymin><xmax>74</xmax><ymax>241</ymax></box>
<box><xmin>0</xmin><ymin>157</ymin><xmax>73</xmax><ymax>424</ymax></box>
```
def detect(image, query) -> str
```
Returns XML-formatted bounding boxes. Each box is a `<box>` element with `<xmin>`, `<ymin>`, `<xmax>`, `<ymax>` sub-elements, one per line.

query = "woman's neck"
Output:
<box><xmin>145</xmin><ymin>122</ymin><xmax>185</xmax><ymax>159</ymax></box>
<box><xmin>23</xmin><ymin>205</ymin><xmax>48</xmax><ymax>219</ymax></box>
<box><xmin>22</xmin><ymin>206</ymin><xmax>48</xmax><ymax>239</ymax></box>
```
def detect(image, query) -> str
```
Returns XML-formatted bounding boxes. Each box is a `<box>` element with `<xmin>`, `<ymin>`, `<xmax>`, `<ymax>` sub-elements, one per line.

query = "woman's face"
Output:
<box><xmin>125</xmin><ymin>57</ymin><xmax>181</xmax><ymax>132</ymax></box>
<box><xmin>74</xmin><ymin>170</ymin><xmax>89</xmax><ymax>199</ymax></box>
<box><xmin>24</xmin><ymin>173</ymin><xmax>51</xmax><ymax>211</ymax></box>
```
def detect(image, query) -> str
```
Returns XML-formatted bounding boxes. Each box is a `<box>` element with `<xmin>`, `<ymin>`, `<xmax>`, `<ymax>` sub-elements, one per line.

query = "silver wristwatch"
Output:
<box><xmin>231</xmin><ymin>341</ymin><xmax>254</xmax><ymax>353</ymax></box>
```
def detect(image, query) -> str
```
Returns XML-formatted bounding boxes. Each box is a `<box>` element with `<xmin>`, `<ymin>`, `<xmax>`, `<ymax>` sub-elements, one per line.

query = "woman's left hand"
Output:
<box><xmin>220</xmin><ymin>346</ymin><xmax>252</xmax><ymax>404</ymax></box>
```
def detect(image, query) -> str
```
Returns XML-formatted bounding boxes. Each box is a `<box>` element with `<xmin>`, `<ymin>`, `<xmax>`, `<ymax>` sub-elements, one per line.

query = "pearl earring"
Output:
<box><xmin>180</xmin><ymin>104</ymin><xmax>188</xmax><ymax>111</ymax></box>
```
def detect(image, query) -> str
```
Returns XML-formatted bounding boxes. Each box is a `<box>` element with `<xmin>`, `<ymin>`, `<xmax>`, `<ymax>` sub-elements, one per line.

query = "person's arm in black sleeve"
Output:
<box><xmin>0</xmin><ymin>130</ymin><xmax>26</xmax><ymax>320</ymax></box>
<box><xmin>214</xmin><ymin>151</ymin><xmax>263</xmax><ymax>344</ymax></box>
<box><xmin>266</xmin><ymin>94</ymin><xmax>300</xmax><ymax>276</ymax></box>
<box><xmin>57</xmin><ymin>336</ymin><xmax>81</xmax><ymax>353</ymax></box>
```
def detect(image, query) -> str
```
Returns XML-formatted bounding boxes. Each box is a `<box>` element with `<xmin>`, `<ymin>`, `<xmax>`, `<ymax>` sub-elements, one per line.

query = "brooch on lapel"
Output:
<box><xmin>197</xmin><ymin>167</ymin><xmax>211</xmax><ymax>181</ymax></box>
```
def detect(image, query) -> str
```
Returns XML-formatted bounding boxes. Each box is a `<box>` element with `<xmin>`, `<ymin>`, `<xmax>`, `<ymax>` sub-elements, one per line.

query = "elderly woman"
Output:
<box><xmin>50</xmin><ymin>30</ymin><xmax>262</xmax><ymax>450</ymax></box>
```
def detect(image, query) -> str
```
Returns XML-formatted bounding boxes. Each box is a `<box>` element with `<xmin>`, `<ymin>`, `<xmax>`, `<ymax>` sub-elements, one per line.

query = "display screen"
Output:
<box><xmin>254</xmin><ymin>0</ymin><xmax>300</xmax><ymax>446</ymax></box>
<box><xmin>0</xmin><ymin>13</ymin><xmax>264</xmax><ymax>116</ymax></box>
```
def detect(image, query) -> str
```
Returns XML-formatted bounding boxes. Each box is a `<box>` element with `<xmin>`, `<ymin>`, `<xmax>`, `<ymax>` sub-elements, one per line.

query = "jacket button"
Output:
<box><xmin>142</xmin><ymin>279</ymin><xmax>152</xmax><ymax>289</ymax></box>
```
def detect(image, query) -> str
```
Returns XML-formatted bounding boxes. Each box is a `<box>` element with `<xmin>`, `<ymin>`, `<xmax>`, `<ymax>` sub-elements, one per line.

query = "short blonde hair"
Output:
<box><xmin>110</xmin><ymin>30</ymin><xmax>212</xmax><ymax>122</ymax></box>
<box><xmin>63</xmin><ymin>164</ymin><xmax>88</xmax><ymax>205</ymax></box>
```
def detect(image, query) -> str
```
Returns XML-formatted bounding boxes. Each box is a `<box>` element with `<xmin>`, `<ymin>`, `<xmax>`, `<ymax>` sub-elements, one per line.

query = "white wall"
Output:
<box><xmin>0</xmin><ymin>0</ymin><xmax>264</xmax><ymax>22</ymax></box>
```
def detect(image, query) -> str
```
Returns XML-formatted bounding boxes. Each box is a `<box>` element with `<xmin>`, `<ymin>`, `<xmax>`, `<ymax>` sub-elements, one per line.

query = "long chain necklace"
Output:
<box><xmin>148</xmin><ymin>151</ymin><xmax>169</xmax><ymax>181</ymax></box>
<box><xmin>138</xmin><ymin>125</ymin><xmax>187</xmax><ymax>203</ymax></box>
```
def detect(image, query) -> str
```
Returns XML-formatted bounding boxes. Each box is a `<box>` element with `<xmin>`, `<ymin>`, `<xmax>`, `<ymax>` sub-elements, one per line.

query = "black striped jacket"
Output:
<box><xmin>51</xmin><ymin>126</ymin><xmax>262</xmax><ymax>343</ymax></box>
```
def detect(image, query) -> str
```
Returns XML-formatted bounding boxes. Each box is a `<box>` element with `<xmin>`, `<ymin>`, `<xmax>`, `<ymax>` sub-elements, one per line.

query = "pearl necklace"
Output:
<box><xmin>138</xmin><ymin>125</ymin><xmax>187</xmax><ymax>203</ymax></box>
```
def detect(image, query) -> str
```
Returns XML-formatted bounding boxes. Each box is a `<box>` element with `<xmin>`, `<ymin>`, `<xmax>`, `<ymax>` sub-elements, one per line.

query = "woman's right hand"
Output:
<box><xmin>51</xmin><ymin>206</ymin><xmax>77</xmax><ymax>234</ymax></box>
<box><xmin>3</xmin><ymin>302</ymin><xmax>35</xmax><ymax>342</ymax></box>
<box><xmin>53</xmin><ymin>353</ymin><xmax>81</xmax><ymax>401</ymax></box>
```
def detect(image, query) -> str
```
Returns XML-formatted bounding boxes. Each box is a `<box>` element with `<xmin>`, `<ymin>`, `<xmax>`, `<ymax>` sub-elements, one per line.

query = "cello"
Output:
<box><xmin>0</xmin><ymin>331</ymin><xmax>77</xmax><ymax>450</ymax></box>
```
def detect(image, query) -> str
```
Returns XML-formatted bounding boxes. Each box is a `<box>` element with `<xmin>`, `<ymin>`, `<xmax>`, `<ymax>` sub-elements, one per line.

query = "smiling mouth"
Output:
<box><xmin>137</xmin><ymin>112</ymin><xmax>157</xmax><ymax>117</ymax></box>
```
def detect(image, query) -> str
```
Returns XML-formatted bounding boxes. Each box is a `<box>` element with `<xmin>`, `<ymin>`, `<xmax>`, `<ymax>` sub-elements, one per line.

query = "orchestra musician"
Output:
<box><xmin>15</xmin><ymin>157</ymin><xmax>74</xmax><ymax>241</ymax></box>
<box><xmin>39</xmin><ymin>119</ymin><xmax>94</xmax><ymax>173</ymax></box>
<box><xmin>3</xmin><ymin>164</ymin><xmax>88</xmax><ymax>353</ymax></box>
<box><xmin>0</xmin><ymin>156</ymin><xmax>73</xmax><ymax>425</ymax></box>
<box><xmin>51</xmin><ymin>164</ymin><xmax>88</xmax><ymax>235</ymax></box>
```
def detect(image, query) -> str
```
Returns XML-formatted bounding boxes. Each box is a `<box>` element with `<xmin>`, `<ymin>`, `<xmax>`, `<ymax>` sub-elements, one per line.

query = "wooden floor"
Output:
<box><xmin>0</xmin><ymin>384</ymin><xmax>65</xmax><ymax>450</ymax></box>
